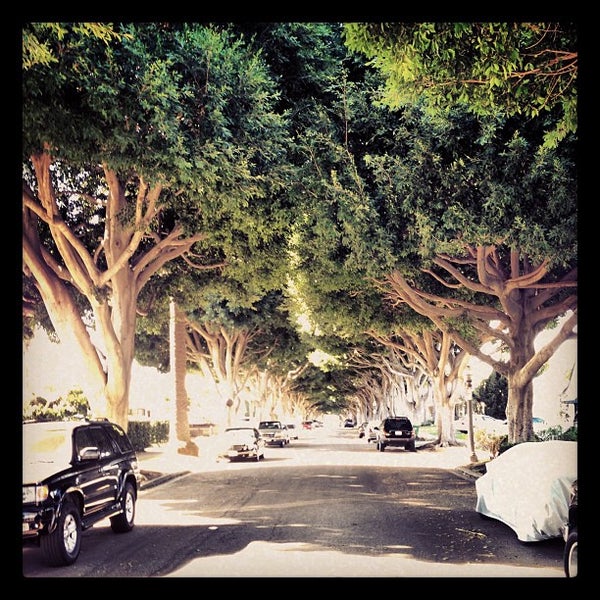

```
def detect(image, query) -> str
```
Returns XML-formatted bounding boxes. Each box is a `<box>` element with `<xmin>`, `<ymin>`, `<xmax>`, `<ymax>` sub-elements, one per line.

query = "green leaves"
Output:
<box><xmin>343</xmin><ymin>22</ymin><xmax>577</xmax><ymax>149</ymax></box>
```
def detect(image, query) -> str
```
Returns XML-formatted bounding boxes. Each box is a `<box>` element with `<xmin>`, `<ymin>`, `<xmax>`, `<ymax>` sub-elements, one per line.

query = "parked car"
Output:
<box><xmin>475</xmin><ymin>440</ymin><xmax>577</xmax><ymax>542</ymax></box>
<box><xmin>285</xmin><ymin>423</ymin><xmax>299</xmax><ymax>440</ymax></box>
<box><xmin>22</xmin><ymin>419</ymin><xmax>141</xmax><ymax>567</ymax></box>
<box><xmin>499</xmin><ymin>416</ymin><xmax>548</xmax><ymax>435</ymax></box>
<box><xmin>217</xmin><ymin>426</ymin><xmax>265</xmax><ymax>462</ymax></box>
<box><xmin>373</xmin><ymin>417</ymin><xmax>416</xmax><ymax>452</ymax></box>
<box><xmin>258</xmin><ymin>420</ymin><xmax>290</xmax><ymax>447</ymax></box>
<box><xmin>344</xmin><ymin>418</ymin><xmax>355</xmax><ymax>428</ymax></box>
<box><xmin>454</xmin><ymin>414</ymin><xmax>507</xmax><ymax>435</ymax></box>
<box><xmin>358</xmin><ymin>421</ymin><xmax>377</xmax><ymax>443</ymax></box>
<box><xmin>532</xmin><ymin>416</ymin><xmax>548</xmax><ymax>433</ymax></box>
<box><xmin>302</xmin><ymin>420</ymin><xmax>313</xmax><ymax>430</ymax></box>
<box><xmin>563</xmin><ymin>479</ymin><xmax>578</xmax><ymax>578</ymax></box>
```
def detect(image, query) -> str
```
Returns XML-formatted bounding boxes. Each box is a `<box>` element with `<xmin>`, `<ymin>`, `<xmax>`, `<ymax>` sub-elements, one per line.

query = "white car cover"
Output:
<box><xmin>475</xmin><ymin>440</ymin><xmax>577</xmax><ymax>542</ymax></box>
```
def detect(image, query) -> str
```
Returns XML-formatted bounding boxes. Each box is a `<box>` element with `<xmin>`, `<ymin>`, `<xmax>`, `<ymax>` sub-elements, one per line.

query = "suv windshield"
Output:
<box><xmin>23</xmin><ymin>422</ymin><xmax>75</xmax><ymax>468</ymax></box>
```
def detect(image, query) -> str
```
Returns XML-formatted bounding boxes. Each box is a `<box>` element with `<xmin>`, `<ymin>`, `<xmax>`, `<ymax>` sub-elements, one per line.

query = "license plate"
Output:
<box><xmin>394</xmin><ymin>431</ymin><xmax>404</xmax><ymax>436</ymax></box>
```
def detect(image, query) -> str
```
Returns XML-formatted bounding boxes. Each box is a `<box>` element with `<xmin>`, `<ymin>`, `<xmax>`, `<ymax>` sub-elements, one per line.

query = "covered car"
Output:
<box><xmin>475</xmin><ymin>440</ymin><xmax>577</xmax><ymax>542</ymax></box>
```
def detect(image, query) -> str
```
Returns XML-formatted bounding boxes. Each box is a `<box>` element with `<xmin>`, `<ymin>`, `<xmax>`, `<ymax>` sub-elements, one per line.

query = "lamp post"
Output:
<box><xmin>465</xmin><ymin>367</ymin><xmax>478</xmax><ymax>463</ymax></box>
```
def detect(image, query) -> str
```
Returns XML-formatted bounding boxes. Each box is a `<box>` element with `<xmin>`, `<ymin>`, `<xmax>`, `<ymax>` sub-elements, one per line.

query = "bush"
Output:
<box><xmin>151</xmin><ymin>420</ymin><xmax>170</xmax><ymax>445</ymax></box>
<box><xmin>535</xmin><ymin>425</ymin><xmax>578</xmax><ymax>442</ymax></box>
<box><xmin>474</xmin><ymin>430</ymin><xmax>507</xmax><ymax>459</ymax></box>
<box><xmin>127</xmin><ymin>420</ymin><xmax>170</xmax><ymax>451</ymax></box>
<box><xmin>23</xmin><ymin>389</ymin><xmax>91</xmax><ymax>421</ymax></box>
<box><xmin>494</xmin><ymin>425</ymin><xmax>578</xmax><ymax>457</ymax></box>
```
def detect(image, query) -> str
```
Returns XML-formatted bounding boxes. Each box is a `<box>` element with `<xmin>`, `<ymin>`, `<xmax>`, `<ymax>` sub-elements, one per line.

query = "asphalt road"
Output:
<box><xmin>22</xmin><ymin>428</ymin><xmax>566</xmax><ymax>579</ymax></box>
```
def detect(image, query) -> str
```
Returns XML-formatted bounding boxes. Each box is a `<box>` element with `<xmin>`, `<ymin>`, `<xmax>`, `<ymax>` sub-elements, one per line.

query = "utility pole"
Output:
<box><xmin>465</xmin><ymin>367</ymin><xmax>478</xmax><ymax>463</ymax></box>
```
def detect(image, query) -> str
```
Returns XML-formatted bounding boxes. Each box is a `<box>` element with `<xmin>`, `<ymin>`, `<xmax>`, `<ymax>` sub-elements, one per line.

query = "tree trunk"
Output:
<box><xmin>24</xmin><ymin>153</ymin><xmax>206</xmax><ymax>433</ymax></box>
<box><xmin>170</xmin><ymin>300</ymin><xmax>198</xmax><ymax>456</ymax></box>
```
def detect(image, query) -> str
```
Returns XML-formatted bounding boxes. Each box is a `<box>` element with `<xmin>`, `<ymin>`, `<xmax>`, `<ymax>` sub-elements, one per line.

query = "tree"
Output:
<box><xmin>286</xmin><ymin>28</ymin><xmax>576</xmax><ymax>444</ymax></box>
<box><xmin>476</xmin><ymin>371</ymin><xmax>508</xmax><ymax>420</ymax></box>
<box><xmin>343</xmin><ymin>21</ymin><xmax>577</xmax><ymax>148</ymax></box>
<box><xmin>370</xmin><ymin>106</ymin><xmax>576</xmax><ymax>444</ymax></box>
<box><xmin>23</xmin><ymin>22</ymin><xmax>291</xmax><ymax>429</ymax></box>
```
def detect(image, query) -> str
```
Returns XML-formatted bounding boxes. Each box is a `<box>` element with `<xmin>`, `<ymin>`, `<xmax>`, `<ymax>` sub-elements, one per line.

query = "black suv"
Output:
<box><xmin>23</xmin><ymin>419</ymin><xmax>141</xmax><ymax>567</ymax></box>
<box><xmin>374</xmin><ymin>417</ymin><xmax>416</xmax><ymax>452</ymax></box>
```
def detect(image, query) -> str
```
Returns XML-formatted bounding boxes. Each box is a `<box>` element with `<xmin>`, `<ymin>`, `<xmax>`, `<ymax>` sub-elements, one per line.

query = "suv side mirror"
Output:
<box><xmin>79</xmin><ymin>447</ymin><xmax>101</xmax><ymax>461</ymax></box>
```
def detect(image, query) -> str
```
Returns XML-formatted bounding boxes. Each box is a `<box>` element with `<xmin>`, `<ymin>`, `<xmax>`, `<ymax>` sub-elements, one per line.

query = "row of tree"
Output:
<box><xmin>22</xmin><ymin>22</ymin><xmax>577</xmax><ymax>446</ymax></box>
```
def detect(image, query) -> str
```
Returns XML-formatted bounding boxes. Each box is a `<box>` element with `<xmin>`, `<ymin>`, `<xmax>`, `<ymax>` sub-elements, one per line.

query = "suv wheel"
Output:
<box><xmin>564</xmin><ymin>529</ymin><xmax>578</xmax><ymax>578</ymax></box>
<box><xmin>406</xmin><ymin>440</ymin><xmax>416</xmax><ymax>452</ymax></box>
<box><xmin>110</xmin><ymin>482</ymin><xmax>136</xmax><ymax>533</ymax></box>
<box><xmin>40</xmin><ymin>498</ymin><xmax>81</xmax><ymax>567</ymax></box>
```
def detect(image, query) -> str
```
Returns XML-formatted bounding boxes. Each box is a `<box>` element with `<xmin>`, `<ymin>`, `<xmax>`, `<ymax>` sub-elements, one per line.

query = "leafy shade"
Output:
<box><xmin>343</xmin><ymin>22</ymin><xmax>577</xmax><ymax>148</ymax></box>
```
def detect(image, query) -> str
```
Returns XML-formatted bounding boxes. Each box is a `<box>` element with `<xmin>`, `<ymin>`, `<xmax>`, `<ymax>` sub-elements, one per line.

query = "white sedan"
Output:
<box><xmin>475</xmin><ymin>440</ymin><xmax>577</xmax><ymax>542</ymax></box>
<box><xmin>454</xmin><ymin>414</ymin><xmax>507</xmax><ymax>435</ymax></box>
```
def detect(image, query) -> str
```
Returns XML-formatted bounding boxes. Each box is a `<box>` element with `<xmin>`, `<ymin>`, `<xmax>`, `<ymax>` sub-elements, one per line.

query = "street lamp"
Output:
<box><xmin>465</xmin><ymin>367</ymin><xmax>478</xmax><ymax>463</ymax></box>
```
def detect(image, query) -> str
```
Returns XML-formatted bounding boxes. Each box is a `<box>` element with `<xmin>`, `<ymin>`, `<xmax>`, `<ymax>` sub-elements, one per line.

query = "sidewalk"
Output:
<box><xmin>137</xmin><ymin>436</ymin><xmax>218</xmax><ymax>489</ymax></box>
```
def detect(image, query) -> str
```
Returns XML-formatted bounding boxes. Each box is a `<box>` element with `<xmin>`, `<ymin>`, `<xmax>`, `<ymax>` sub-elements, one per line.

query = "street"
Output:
<box><xmin>22</xmin><ymin>427</ymin><xmax>565</xmax><ymax>578</ymax></box>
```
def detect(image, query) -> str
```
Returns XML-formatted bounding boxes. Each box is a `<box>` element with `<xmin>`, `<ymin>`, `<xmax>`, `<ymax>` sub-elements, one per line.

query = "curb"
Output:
<box><xmin>139</xmin><ymin>470</ymin><xmax>191</xmax><ymax>490</ymax></box>
<box><xmin>454</xmin><ymin>466</ymin><xmax>483</xmax><ymax>481</ymax></box>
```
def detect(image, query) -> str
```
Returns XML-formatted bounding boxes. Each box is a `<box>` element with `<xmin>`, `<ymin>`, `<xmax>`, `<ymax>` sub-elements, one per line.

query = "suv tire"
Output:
<box><xmin>406</xmin><ymin>440</ymin><xmax>416</xmax><ymax>452</ymax></box>
<box><xmin>564</xmin><ymin>529</ymin><xmax>578</xmax><ymax>578</ymax></box>
<box><xmin>110</xmin><ymin>482</ymin><xmax>136</xmax><ymax>533</ymax></box>
<box><xmin>40</xmin><ymin>497</ymin><xmax>82</xmax><ymax>567</ymax></box>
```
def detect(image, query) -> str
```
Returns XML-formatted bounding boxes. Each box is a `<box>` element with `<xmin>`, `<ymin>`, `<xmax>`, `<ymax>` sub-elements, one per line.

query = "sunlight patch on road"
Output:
<box><xmin>137</xmin><ymin>499</ymin><xmax>241</xmax><ymax>527</ymax></box>
<box><xmin>166</xmin><ymin>540</ymin><xmax>564</xmax><ymax>577</ymax></box>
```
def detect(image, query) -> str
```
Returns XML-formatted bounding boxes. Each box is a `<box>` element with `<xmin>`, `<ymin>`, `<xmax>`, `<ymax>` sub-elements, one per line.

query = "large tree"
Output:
<box><xmin>368</xmin><ymin>105</ymin><xmax>576</xmax><ymax>444</ymax></box>
<box><xmin>290</xmin><ymin>27</ymin><xmax>577</xmax><ymax>445</ymax></box>
<box><xmin>22</xmin><ymin>22</ymin><xmax>291</xmax><ymax>429</ymax></box>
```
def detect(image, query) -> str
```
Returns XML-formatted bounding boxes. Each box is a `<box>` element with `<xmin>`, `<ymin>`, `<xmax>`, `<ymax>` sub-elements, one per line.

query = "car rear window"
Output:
<box><xmin>385</xmin><ymin>418</ymin><xmax>412</xmax><ymax>429</ymax></box>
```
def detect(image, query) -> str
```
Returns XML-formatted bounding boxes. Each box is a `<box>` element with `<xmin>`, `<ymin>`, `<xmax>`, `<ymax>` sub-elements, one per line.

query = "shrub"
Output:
<box><xmin>127</xmin><ymin>420</ymin><xmax>170</xmax><ymax>451</ymax></box>
<box><xmin>23</xmin><ymin>389</ymin><xmax>90</xmax><ymax>421</ymax></box>
<box><xmin>474</xmin><ymin>430</ymin><xmax>507</xmax><ymax>459</ymax></box>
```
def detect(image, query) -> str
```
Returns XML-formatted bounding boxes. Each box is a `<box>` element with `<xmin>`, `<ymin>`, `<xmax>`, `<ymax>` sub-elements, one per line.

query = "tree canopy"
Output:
<box><xmin>343</xmin><ymin>22</ymin><xmax>577</xmax><ymax>148</ymax></box>
<box><xmin>23</xmin><ymin>21</ymin><xmax>577</xmax><ymax>444</ymax></box>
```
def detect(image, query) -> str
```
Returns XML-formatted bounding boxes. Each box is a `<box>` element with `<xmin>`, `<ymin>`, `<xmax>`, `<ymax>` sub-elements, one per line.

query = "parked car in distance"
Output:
<box><xmin>532</xmin><ymin>416</ymin><xmax>548</xmax><ymax>433</ymax></box>
<box><xmin>285</xmin><ymin>423</ymin><xmax>299</xmax><ymax>440</ymax></box>
<box><xmin>22</xmin><ymin>419</ymin><xmax>141</xmax><ymax>567</ymax></box>
<box><xmin>563</xmin><ymin>479</ymin><xmax>578</xmax><ymax>578</ymax></box>
<box><xmin>475</xmin><ymin>440</ymin><xmax>577</xmax><ymax>543</ymax></box>
<box><xmin>344</xmin><ymin>418</ymin><xmax>355</xmax><ymax>428</ymax></box>
<box><xmin>454</xmin><ymin>414</ymin><xmax>507</xmax><ymax>435</ymax></box>
<box><xmin>258</xmin><ymin>420</ymin><xmax>290</xmax><ymax>447</ymax></box>
<box><xmin>358</xmin><ymin>421</ymin><xmax>377</xmax><ymax>443</ymax></box>
<box><xmin>302</xmin><ymin>420</ymin><xmax>313</xmax><ymax>430</ymax></box>
<box><xmin>373</xmin><ymin>417</ymin><xmax>416</xmax><ymax>452</ymax></box>
<box><xmin>217</xmin><ymin>426</ymin><xmax>265</xmax><ymax>462</ymax></box>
